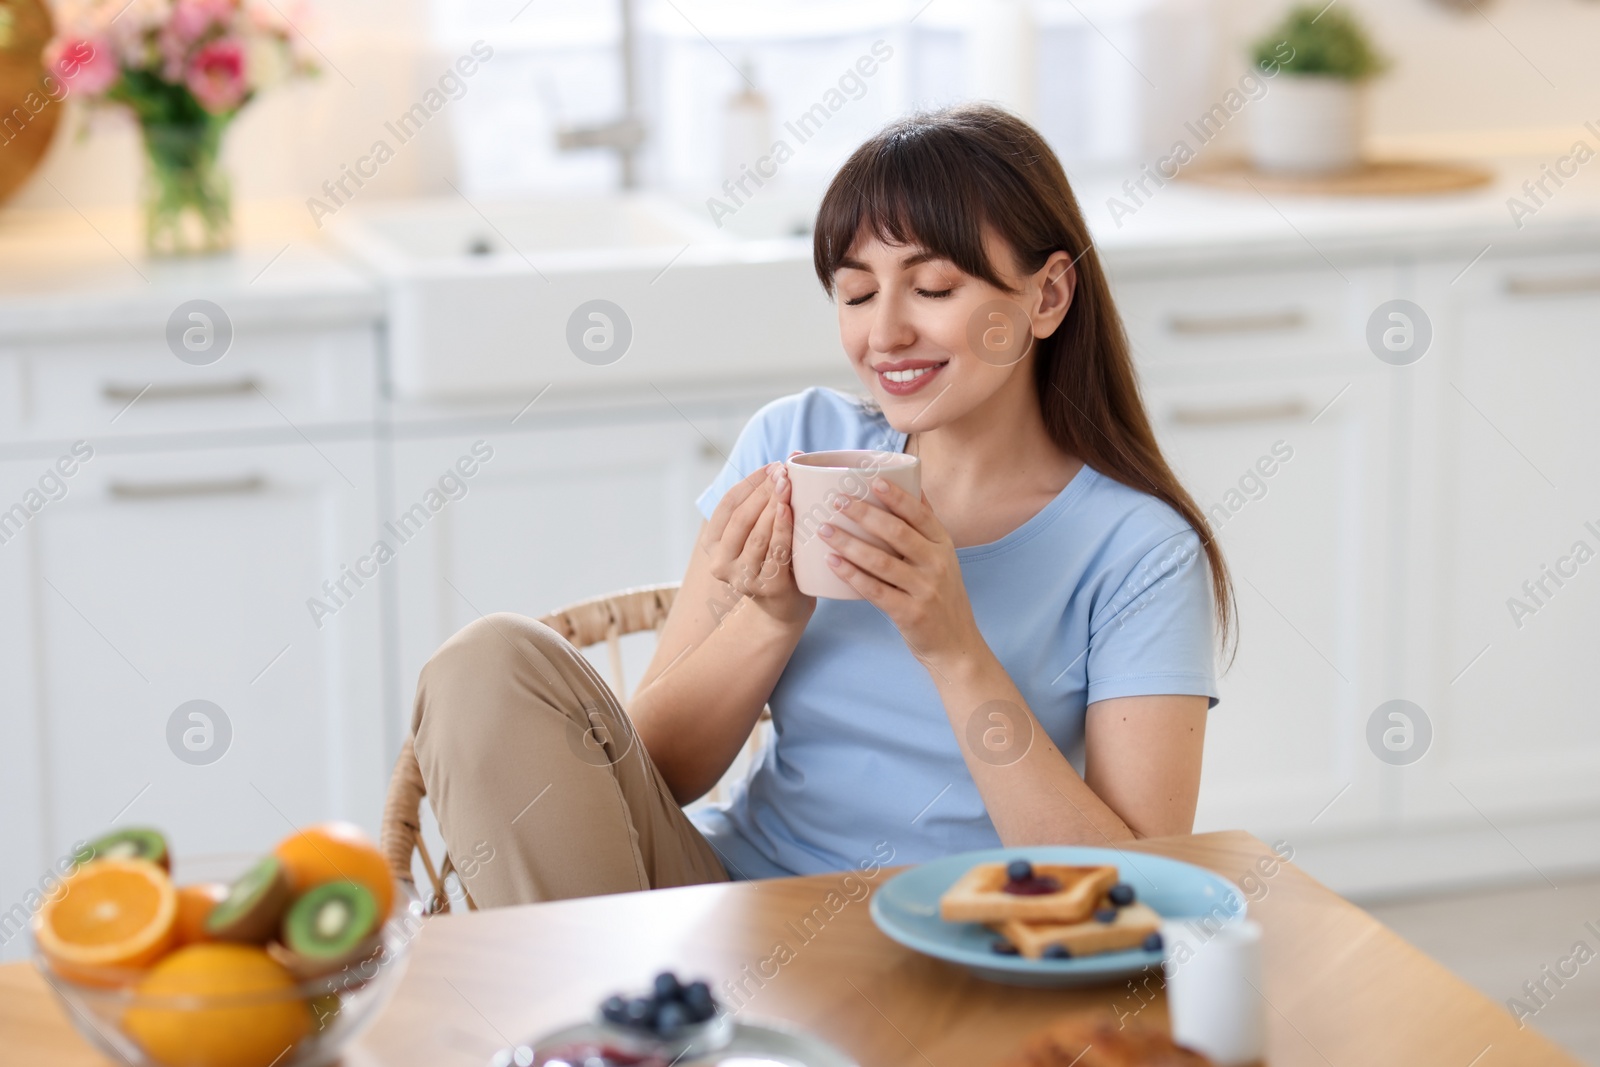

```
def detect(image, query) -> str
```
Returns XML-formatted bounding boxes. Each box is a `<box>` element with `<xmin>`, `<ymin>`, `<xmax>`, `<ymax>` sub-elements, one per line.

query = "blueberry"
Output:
<box><xmin>655</xmin><ymin>1001</ymin><xmax>689</xmax><ymax>1034</ymax></box>
<box><xmin>1142</xmin><ymin>931</ymin><xmax>1164</xmax><ymax>952</ymax></box>
<box><xmin>683</xmin><ymin>981</ymin><xmax>714</xmax><ymax>1021</ymax></box>
<box><xmin>1094</xmin><ymin>908</ymin><xmax>1118</xmax><ymax>924</ymax></box>
<box><xmin>653</xmin><ymin>971</ymin><xmax>682</xmax><ymax>1001</ymax></box>
<box><xmin>624</xmin><ymin>996</ymin><xmax>654</xmax><ymax>1027</ymax></box>
<box><xmin>1005</xmin><ymin>860</ymin><xmax>1033</xmax><ymax>882</ymax></box>
<box><xmin>1108</xmin><ymin>883</ymin><xmax>1136</xmax><ymax>906</ymax></box>
<box><xmin>681</xmin><ymin>985</ymin><xmax>713</xmax><ymax>1017</ymax></box>
<box><xmin>600</xmin><ymin>995</ymin><xmax>627</xmax><ymax>1024</ymax></box>
<box><xmin>992</xmin><ymin>938</ymin><xmax>1019</xmax><ymax>955</ymax></box>
<box><xmin>1042</xmin><ymin>944</ymin><xmax>1072</xmax><ymax>959</ymax></box>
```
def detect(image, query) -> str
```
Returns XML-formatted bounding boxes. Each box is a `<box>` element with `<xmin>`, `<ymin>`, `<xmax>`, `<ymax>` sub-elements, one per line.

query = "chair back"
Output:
<box><xmin>381</xmin><ymin>583</ymin><xmax>679</xmax><ymax>913</ymax></box>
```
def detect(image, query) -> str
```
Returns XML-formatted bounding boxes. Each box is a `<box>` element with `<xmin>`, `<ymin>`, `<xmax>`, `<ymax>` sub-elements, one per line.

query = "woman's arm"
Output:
<box><xmin>629</xmin><ymin>464</ymin><xmax>814</xmax><ymax>804</ymax></box>
<box><xmin>820</xmin><ymin>477</ymin><xmax>1208</xmax><ymax>842</ymax></box>
<box><xmin>929</xmin><ymin>643</ymin><xmax>1206</xmax><ymax>842</ymax></box>
<box><xmin>1083</xmin><ymin>694</ymin><xmax>1207</xmax><ymax>838</ymax></box>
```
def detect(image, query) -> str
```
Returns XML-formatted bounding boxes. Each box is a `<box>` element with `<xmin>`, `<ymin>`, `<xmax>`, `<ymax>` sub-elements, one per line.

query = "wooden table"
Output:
<box><xmin>0</xmin><ymin>831</ymin><xmax>1579</xmax><ymax>1066</ymax></box>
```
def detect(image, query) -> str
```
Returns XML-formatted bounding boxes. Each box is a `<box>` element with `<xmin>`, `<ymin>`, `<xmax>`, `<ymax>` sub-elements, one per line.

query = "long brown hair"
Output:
<box><xmin>812</xmin><ymin>102</ymin><xmax>1235</xmax><ymax>657</ymax></box>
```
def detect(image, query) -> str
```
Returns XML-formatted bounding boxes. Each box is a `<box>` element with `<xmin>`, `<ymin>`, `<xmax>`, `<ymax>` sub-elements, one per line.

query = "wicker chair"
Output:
<box><xmin>380</xmin><ymin>582</ymin><xmax>768</xmax><ymax>914</ymax></box>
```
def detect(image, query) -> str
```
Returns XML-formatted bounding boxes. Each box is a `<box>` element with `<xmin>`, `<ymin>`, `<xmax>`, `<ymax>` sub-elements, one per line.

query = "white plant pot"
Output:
<box><xmin>1249</xmin><ymin>74</ymin><xmax>1365</xmax><ymax>174</ymax></box>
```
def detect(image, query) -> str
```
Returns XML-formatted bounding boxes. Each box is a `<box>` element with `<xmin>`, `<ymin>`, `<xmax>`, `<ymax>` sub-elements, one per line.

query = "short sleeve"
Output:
<box><xmin>694</xmin><ymin>388</ymin><xmax>900</xmax><ymax>520</ymax></box>
<box><xmin>695</xmin><ymin>396</ymin><xmax>792</xmax><ymax>520</ymax></box>
<box><xmin>1085</xmin><ymin>530</ymin><xmax>1219</xmax><ymax>708</ymax></box>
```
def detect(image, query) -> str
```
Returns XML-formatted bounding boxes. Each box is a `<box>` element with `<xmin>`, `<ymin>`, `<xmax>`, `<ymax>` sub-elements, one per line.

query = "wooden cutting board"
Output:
<box><xmin>0</xmin><ymin>0</ymin><xmax>64</xmax><ymax>205</ymax></box>
<box><xmin>1179</xmin><ymin>157</ymin><xmax>1495</xmax><ymax>196</ymax></box>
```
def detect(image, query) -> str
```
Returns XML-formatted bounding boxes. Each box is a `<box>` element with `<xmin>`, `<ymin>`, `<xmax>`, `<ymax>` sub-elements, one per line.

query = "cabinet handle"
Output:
<box><xmin>1168</xmin><ymin>399</ymin><xmax>1310</xmax><ymax>426</ymax></box>
<box><xmin>102</xmin><ymin>378</ymin><xmax>260</xmax><ymax>403</ymax></box>
<box><xmin>1166</xmin><ymin>310</ymin><xmax>1306</xmax><ymax>336</ymax></box>
<box><xmin>108</xmin><ymin>474</ymin><xmax>268</xmax><ymax>500</ymax></box>
<box><xmin>1504</xmin><ymin>274</ymin><xmax>1600</xmax><ymax>296</ymax></box>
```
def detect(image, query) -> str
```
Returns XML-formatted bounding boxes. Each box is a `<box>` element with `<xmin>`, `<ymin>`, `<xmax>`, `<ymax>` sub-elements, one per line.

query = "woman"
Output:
<box><xmin>411</xmin><ymin>103</ymin><xmax>1232</xmax><ymax>906</ymax></box>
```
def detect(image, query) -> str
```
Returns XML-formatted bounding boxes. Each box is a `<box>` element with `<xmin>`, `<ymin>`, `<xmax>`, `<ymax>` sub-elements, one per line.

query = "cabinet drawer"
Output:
<box><xmin>11</xmin><ymin>325</ymin><xmax>378</xmax><ymax>444</ymax></box>
<box><xmin>1449</xmin><ymin>249</ymin><xmax>1600</xmax><ymax>304</ymax></box>
<box><xmin>1113</xmin><ymin>267</ymin><xmax>1364</xmax><ymax>365</ymax></box>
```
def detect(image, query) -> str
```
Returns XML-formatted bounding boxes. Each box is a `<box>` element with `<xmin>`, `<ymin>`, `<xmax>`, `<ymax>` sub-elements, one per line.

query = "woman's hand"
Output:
<box><xmin>702</xmin><ymin>461</ymin><xmax>814</xmax><ymax>626</ymax></box>
<box><xmin>821</xmin><ymin>477</ymin><xmax>983</xmax><ymax>668</ymax></box>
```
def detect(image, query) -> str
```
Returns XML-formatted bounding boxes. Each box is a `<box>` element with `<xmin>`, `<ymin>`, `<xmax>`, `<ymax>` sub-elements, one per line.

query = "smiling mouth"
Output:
<box><xmin>873</xmin><ymin>360</ymin><xmax>948</xmax><ymax>396</ymax></box>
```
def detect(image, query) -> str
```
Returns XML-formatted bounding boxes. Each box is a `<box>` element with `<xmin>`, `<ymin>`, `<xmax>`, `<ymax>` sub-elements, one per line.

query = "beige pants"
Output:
<box><xmin>410</xmin><ymin>612</ymin><xmax>730</xmax><ymax>906</ymax></box>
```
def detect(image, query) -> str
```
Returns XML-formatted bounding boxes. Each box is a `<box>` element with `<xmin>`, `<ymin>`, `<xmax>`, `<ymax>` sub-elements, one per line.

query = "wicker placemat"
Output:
<box><xmin>1178</xmin><ymin>158</ymin><xmax>1495</xmax><ymax>196</ymax></box>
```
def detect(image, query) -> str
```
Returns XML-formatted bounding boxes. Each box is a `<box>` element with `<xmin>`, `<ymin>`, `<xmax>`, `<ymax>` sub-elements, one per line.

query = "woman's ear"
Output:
<box><xmin>1030</xmin><ymin>250</ymin><xmax>1078</xmax><ymax>337</ymax></box>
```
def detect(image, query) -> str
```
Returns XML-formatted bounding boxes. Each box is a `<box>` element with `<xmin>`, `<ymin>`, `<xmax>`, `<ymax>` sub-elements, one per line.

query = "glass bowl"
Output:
<box><xmin>33</xmin><ymin>904</ymin><xmax>420</xmax><ymax>1067</ymax></box>
<box><xmin>587</xmin><ymin>1008</ymin><xmax>736</xmax><ymax>1059</ymax></box>
<box><xmin>497</xmin><ymin>1008</ymin><xmax>736</xmax><ymax>1067</ymax></box>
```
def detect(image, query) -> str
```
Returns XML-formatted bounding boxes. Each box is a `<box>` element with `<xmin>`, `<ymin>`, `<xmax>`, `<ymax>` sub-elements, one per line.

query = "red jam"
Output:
<box><xmin>536</xmin><ymin>1043</ymin><xmax>672</xmax><ymax>1067</ymax></box>
<box><xmin>1002</xmin><ymin>875</ymin><xmax>1062</xmax><ymax>896</ymax></box>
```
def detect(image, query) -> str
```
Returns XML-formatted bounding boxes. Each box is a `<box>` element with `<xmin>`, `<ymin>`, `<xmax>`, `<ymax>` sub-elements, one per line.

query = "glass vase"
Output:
<box><xmin>139</xmin><ymin>116</ymin><xmax>234</xmax><ymax>256</ymax></box>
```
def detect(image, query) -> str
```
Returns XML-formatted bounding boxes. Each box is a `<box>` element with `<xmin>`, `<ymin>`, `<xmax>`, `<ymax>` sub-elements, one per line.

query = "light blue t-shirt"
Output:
<box><xmin>687</xmin><ymin>387</ymin><xmax>1218</xmax><ymax>881</ymax></box>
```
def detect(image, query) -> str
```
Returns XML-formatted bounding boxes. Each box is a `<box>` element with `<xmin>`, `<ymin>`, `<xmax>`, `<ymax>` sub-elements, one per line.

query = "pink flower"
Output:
<box><xmin>44</xmin><ymin>35</ymin><xmax>121</xmax><ymax>95</ymax></box>
<box><xmin>160</xmin><ymin>0</ymin><xmax>237</xmax><ymax>80</ymax></box>
<box><xmin>185</xmin><ymin>38</ymin><xmax>249</xmax><ymax>113</ymax></box>
<box><xmin>169</xmin><ymin>0</ymin><xmax>236</xmax><ymax>42</ymax></box>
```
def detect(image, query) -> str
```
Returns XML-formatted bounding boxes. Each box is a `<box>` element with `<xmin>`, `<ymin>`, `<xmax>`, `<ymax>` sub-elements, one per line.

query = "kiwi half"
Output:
<box><xmin>205</xmin><ymin>855</ymin><xmax>292</xmax><ymax>944</ymax></box>
<box><xmin>283</xmin><ymin>881</ymin><xmax>380</xmax><ymax>967</ymax></box>
<box><xmin>84</xmin><ymin>828</ymin><xmax>169</xmax><ymax>871</ymax></box>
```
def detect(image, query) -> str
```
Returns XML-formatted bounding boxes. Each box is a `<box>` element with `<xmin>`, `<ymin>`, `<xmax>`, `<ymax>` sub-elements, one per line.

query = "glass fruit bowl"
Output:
<box><xmin>33</xmin><ymin>905</ymin><xmax>418</xmax><ymax>1067</ymax></box>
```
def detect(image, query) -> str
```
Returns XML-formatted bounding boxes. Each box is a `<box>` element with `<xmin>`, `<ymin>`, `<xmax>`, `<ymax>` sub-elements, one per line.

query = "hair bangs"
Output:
<box><xmin>812</xmin><ymin>120</ymin><xmax>1013</xmax><ymax>297</ymax></box>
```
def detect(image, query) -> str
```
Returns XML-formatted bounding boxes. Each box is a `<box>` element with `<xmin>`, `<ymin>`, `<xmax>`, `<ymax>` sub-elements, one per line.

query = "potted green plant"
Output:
<box><xmin>1248</xmin><ymin>5</ymin><xmax>1388</xmax><ymax>173</ymax></box>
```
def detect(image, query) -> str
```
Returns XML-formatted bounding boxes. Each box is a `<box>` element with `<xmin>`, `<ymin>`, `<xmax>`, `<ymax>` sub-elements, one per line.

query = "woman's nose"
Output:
<box><xmin>867</xmin><ymin>292</ymin><xmax>916</xmax><ymax>353</ymax></box>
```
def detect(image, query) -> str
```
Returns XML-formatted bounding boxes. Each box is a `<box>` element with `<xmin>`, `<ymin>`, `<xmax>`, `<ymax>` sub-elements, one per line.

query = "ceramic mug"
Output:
<box><xmin>785</xmin><ymin>450</ymin><xmax>921</xmax><ymax>600</ymax></box>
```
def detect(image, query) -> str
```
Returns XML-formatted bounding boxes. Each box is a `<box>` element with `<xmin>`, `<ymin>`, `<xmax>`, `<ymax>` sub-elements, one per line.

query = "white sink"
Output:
<box><xmin>341</xmin><ymin>193</ymin><xmax>714</xmax><ymax>260</ymax></box>
<box><xmin>330</xmin><ymin>192</ymin><xmax>840</xmax><ymax>400</ymax></box>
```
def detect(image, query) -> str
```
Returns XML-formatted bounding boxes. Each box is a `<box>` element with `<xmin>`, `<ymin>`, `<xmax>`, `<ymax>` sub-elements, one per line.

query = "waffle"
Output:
<box><xmin>993</xmin><ymin>901</ymin><xmax>1162</xmax><ymax>960</ymax></box>
<box><xmin>939</xmin><ymin>863</ymin><xmax>1119</xmax><ymax>924</ymax></box>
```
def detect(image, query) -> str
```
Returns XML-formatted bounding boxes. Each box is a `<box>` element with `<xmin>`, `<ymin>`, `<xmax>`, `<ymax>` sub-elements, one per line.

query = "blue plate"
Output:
<box><xmin>869</xmin><ymin>846</ymin><xmax>1246</xmax><ymax>987</ymax></box>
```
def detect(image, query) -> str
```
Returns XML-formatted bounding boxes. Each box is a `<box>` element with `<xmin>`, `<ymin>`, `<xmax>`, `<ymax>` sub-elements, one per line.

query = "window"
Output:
<box><xmin>427</xmin><ymin>0</ymin><xmax>1217</xmax><ymax>197</ymax></box>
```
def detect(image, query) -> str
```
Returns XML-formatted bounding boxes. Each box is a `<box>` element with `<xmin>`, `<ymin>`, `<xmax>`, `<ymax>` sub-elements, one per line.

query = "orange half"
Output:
<box><xmin>35</xmin><ymin>858</ymin><xmax>177</xmax><ymax>983</ymax></box>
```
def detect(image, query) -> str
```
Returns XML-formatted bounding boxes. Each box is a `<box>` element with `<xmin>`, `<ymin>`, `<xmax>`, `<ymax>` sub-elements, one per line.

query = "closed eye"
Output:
<box><xmin>843</xmin><ymin>286</ymin><xmax>955</xmax><ymax>306</ymax></box>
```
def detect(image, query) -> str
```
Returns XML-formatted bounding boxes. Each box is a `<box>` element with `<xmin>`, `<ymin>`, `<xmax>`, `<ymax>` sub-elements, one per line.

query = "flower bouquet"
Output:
<box><xmin>44</xmin><ymin>0</ymin><xmax>317</xmax><ymax>255</ymax></box>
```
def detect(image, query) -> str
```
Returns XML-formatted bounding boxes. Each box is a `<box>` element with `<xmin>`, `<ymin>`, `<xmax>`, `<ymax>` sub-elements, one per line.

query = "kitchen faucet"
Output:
<box><xmin>554</xmin><ymin>0</ymin><xmax>646</xmax><ymax>188</ymax></box>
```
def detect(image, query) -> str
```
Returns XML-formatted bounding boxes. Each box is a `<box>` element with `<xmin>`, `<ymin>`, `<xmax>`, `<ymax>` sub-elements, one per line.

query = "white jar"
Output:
<box><xmin>1249</xmin><ymin>73</ymin><xmax>1364</xmax><ymax>173</ymax></box>
<box><xmin>1163</xmin><ymin>919</ymin><xmax>1266</xmax><ymax>1066</ymax></box>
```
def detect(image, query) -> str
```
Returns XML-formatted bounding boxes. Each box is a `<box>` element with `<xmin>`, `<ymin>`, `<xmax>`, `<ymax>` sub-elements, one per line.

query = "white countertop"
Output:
<box><xmin>2</xmin><ymin>155</ymin><xmax>1598</xmax><ymax>342</ymax></box>
<box><xmin>0</xmin><ymin>201</ymin><xmax>383</xmax><ymax>342</ymax></box>
<box><xmin>1077</xmin><ymin>154</ymin><xmax>1600</xmax><ymax>275</ymax></box>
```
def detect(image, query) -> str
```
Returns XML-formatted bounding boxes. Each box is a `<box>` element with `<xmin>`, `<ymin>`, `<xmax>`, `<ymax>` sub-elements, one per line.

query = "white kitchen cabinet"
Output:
<box><xmin>0</xmin><ymin>440</ymin><xmax>385</xmax><ymax>915</ymax></box>
<box><xmin>13</xmin><ymin>325</ymin><xmax>375</xmax><ymax>444</ymax></box>
<box><xmin>0</xmin><ymin>255</ymin><xmax>386</xmax><ymax>957</ymax></box>
<box><xmin>1116</xmin><ymin>264</ymin><xmax>1359</xmax><ymax>368</ymax></box>
<box><xmin>1140</xmin><ymin>366</ymin><xmax>1395</xmax><ymax>840</ymax></box>
<box><xmin>1405</xmin><ymin>252</ymin><xmax>1600</xmax><ymax>827</ymax></box>
<box><xmin>1113</xmin><ymin>262</ymin><xmax>1396</xmax><ymax>844</ymax></box>
<box><xmin>387</xmin><ymin>405</ymin><xmax>748</xmax><ymax>730</ymax></box>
